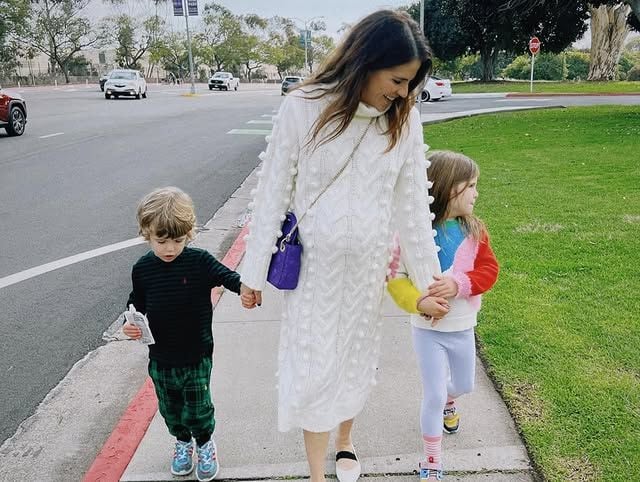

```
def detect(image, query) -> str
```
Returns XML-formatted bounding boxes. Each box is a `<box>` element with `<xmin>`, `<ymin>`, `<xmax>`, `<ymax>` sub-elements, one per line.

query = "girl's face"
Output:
<box><xmin>360</xmin><ymin>59</ymin><xmax>421</xmax><ymax>112</ymax></box>
<box><xmin>447</xmin><ymin>177</ymin><xmax>479</xmax><ymax>219</ymax></box>
<box><xmin>149</xmin><ymin>234</ymin><xmax>188</xmax><ymax>262</ymax></box>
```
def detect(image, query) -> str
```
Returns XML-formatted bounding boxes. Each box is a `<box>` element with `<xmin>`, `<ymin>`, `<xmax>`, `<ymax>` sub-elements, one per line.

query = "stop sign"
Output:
<box><xmin>529</xmin><ymin>36</ymin><xmax>540</xmax><ymax>55</ymax></box>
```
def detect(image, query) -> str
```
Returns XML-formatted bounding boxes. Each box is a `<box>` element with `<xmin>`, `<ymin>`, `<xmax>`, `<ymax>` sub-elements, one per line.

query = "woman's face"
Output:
<box><xmin>360</xmin><ymin>59</ymin><xmax>422</xmax><ymax>111</ymax></box>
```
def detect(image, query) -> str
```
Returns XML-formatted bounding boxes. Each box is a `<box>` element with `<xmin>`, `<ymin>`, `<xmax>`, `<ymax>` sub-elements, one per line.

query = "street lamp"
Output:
<box><xmin>292</xmin><ymin>16</ymin><xmax>324</xmax><ymax>75</ymax></box>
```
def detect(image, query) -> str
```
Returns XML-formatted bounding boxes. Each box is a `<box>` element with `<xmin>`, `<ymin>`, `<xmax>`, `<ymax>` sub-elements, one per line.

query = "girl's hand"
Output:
<box><xmin>123</xmin><ymin>322</ymin><xmax>142</xmax><ymax>340</ymax></box>
<box><xmin>427</xmin><ymin>275</ymin><xmax>458</xmax><ymax>299</ymax></box>
<box><xmin>240</xmin><ymin>283</ymin><xmax>262</xmax><ymax>309</ymax></box>
<box><xmin>417</xmin><ymin>296</ymin><xmax>449</xmax><ymax>318</ymax></box>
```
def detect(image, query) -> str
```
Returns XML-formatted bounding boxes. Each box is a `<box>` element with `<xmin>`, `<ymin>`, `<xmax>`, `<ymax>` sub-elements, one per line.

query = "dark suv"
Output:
<box><xmin>0</xmin><ymin>86</ymin><xmax>27</xmax><ymax>136</ymax></box>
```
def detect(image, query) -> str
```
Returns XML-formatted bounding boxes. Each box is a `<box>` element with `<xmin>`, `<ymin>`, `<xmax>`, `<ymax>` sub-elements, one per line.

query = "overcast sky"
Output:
<box><xmin>86</xmin><ymin>0</ymin><xmax>415</xmax><ymax>36</ymax></box>
<box><xmin>81</xmin><ymin>1</ymin><xmax>640</xmax><ymax>49</ymax></box>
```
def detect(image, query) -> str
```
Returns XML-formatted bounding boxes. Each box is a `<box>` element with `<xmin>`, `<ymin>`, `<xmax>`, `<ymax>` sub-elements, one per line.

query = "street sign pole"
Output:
<box><xmin>304</xmin><ymin>28</ymin><xmax>308</xmax><ymax>75</ymax></box>
<box><xmin>530</xmin><ymin>53</ymin><xmax>535</xmax><ymax>93</ymax></box>
<box><xmin>529</xmin><ymin>36</ymin><xmax>540</xmax><ymax>93</ymax></box>
<box><xmin>183</xmin><ymin>0</ymin><xmax>196</xmax><ymax>94</ymax></box>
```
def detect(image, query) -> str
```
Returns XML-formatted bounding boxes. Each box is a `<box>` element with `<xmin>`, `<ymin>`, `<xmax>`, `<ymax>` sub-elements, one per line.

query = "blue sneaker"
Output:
<box><xmin>171</xmin><ymin>439</ymin><xmax>194</xmax><ymax>476</ymax></box>
<box><xmin>419</xmin><ymin>463</ymin><xmax>444</xmax><ymax>481</ymax></box>
<box><xmin>196</xmin><ymin>438</ymin><xmax>219</xmax><ymax>481</ymax></box>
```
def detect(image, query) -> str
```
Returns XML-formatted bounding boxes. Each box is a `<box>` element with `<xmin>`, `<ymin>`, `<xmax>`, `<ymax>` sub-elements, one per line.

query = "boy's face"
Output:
<box><xmin>149</xmin><ymin>235</ymin><xmax>188</xmax><ymax>263</ymax></box>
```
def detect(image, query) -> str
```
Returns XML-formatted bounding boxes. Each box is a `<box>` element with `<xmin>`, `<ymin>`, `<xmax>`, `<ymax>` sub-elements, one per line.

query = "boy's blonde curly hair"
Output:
<box><xmin>136</xmin><ymin>187</ymin><xmax>196</xmax><ymax>240</ymax></box>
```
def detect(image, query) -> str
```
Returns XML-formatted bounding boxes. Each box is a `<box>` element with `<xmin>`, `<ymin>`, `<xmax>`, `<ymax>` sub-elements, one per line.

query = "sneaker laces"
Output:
<box><xmin>198</xmin><ymin>441</ymin><xmax>216</xmax><ymax>468</ymax></box>
<box><xmin>175</xmin><ymin>440</ymin><xmax>192</xmax><ymax>461</ymax></box>
<box><xmin>443</xmin><ymin>405</ymin><xmax>457</xmax><ymax>417</ymax></box>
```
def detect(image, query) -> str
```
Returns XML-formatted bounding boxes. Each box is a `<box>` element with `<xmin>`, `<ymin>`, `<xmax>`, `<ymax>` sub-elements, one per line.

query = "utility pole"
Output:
<box><xmin>419</xmin><ymin>0</ymin><xmax>425</xmax><ymax>116</ymax></box>
<box><xmin>182</xmin><ymin>0</ymin><xmax>196</xmax><ymax>94</ymax></box>
<box><xmin>294</xmin><ymin>16</ymin><xmax>324</xmax><ymax>75</ymax></box>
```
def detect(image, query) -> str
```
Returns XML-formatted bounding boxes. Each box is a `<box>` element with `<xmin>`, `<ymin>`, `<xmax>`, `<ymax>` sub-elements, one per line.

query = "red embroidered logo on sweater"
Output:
<box><xmin>428</xmin><ymin>456</ymin><xmax>434</xmax><ymax>463</ymax></box>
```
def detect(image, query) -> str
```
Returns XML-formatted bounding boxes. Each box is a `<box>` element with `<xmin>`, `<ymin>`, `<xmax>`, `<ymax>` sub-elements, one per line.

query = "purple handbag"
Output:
<box><xmin>267</xmin><ymin>212</ymin><xmax>302</xmax><ymax>290</ymax></box>
<box><xmin>265</xmin><ymin>118</ymin><xmax>373</xmax><ymax>291</ymax></box>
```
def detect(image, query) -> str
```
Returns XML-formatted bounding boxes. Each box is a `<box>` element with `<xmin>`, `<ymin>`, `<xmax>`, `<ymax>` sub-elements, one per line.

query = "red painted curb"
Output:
<box><xmin>83</xmin><ymin>224</ymin><xmax>249</xmax><ymax>482</ymax></box>
<box><xmin>505</xmin><ymin>92</ymin><xmax>640</xmax><ymax>97</ymax></box>
<box><xmin>82</xmin><ymin>378</ymin><xmax>158</xmax><ymax>482</ymax></box>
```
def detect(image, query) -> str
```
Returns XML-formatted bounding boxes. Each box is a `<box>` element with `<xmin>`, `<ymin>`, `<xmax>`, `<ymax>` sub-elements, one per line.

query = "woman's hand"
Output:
<box><xmin>427</xmin><ymin>275</ymin><xmax>458</xmax><ymax>299</ymax></box>
<box><xmin>240</xmin><ymin>283</ymin><xmax>262</xmax><ymax>309</ymax></box>
<box><xmin>123</xmin><ymin>322</ymin><xmax>142</xmax><ymax>340</ymax></box>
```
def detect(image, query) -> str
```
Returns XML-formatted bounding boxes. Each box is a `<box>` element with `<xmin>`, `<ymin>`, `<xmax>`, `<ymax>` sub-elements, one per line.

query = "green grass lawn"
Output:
<box><xmin>424</xmin><ymin>105</ymin><xmax>640</xmax><ymax>481</ymax></box>
<box><xmin>452</xmin><ymin>80</ymin><xmax>640</xmax><ymax>94</ymax></box>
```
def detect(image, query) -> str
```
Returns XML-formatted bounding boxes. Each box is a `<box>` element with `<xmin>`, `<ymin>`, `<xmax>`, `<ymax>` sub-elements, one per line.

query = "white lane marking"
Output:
<box><xmin>0</xmin><ymin>237</ymin><xmax>145</xmax><ymax>290</ymax></box>
<box><xmin>261</xmin><ymin>114</ymin><xmax>273</xmax><ymax>117</ymax></box>
<box><xmin>228</xmin><ymin>128</ymin><xmax>272</xmax><ymax>135</ymax></box>
<box><xmin>39</xmin><ymin>132</ymin><xmax>65</xmax><ymax>139</ymax></box>
<box><xmin>496</xmin><ymin>98</ymin><xmax>552</xmax><ymax>102</ymax></box>
<box><xmin>247</xmin><ymin>120</ymin><xmax>273</xmax><ymax>124</ymax></box>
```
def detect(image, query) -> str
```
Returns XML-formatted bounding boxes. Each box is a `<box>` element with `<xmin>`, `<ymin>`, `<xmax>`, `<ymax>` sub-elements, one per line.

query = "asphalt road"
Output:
<box><xmin>0</xmin><ymin>82</ymin><xmax>282</xmax><ymax>443</ymax></box>
<box><xmin>1</xmin><ymin>82</ymin><xmax>638</xmax><ymax>445</ymax></box>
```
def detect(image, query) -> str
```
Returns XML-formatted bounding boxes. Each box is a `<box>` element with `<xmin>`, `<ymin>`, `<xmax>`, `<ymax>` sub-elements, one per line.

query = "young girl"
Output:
<box><xmin>387</xmin><ymin>151</ymin><xmax>499</xmax><ymax>481</ymax></box>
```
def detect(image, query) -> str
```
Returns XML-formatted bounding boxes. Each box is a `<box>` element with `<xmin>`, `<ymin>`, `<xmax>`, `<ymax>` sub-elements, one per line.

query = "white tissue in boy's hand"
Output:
<box><xmin>124</xmin><ymin>304</ymin><xmax>155</xmax><ymax>345</ymax></box>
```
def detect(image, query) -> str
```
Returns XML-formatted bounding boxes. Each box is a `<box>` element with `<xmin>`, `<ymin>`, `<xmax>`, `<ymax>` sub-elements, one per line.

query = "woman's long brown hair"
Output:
<box><xmin>298</xmin><ymin>10</ymin><xmax>432</xmax><ymax>151</ymax></box>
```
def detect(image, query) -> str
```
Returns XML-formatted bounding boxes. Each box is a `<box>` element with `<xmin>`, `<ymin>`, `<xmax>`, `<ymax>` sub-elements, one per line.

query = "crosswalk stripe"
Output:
<box><xmin>247</xmin><ymin>120</ymin><xmax>273</xmax><ymax>124</ymax></box>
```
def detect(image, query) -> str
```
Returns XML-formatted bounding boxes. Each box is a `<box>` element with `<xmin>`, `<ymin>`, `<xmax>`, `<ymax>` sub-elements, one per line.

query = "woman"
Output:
<box><xmin>240</xmin><ymin>10</ymin><xmax>441</xmax><ymax>482</ymax></box>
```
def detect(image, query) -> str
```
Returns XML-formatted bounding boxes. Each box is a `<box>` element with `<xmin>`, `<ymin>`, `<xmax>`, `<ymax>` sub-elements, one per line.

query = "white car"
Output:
<box><xmin>208</xmin><ymin>72</ymin><xmax>239</xmax><ymax>91</ymax></box>
<box><xmin>104</xmin><ymin>70</ymin><xmax>147</xmax><ymax>99</ymax></box>
<box><xmin>420</xmin><ymin>76</ymin><xmax>452</xmax><ymax>102</ymax></box>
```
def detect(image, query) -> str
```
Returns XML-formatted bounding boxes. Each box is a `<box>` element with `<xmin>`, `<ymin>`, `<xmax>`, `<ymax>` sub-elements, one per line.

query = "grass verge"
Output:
<box><xmin>452</xmin><ymin>80</ymin><xmax>640</xmax><ymax>94</ymax></box>
<box><xmin>424</xmin><ymin>105</ymin><xmax>640</xmax><ymax>481</ymax></box>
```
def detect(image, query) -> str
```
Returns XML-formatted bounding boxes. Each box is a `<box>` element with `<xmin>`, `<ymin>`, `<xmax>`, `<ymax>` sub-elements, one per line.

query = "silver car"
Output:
<box><xmin>104</xmin><ymin>70</ymin><xmax>147</xmax><ymax>100</ymax></box>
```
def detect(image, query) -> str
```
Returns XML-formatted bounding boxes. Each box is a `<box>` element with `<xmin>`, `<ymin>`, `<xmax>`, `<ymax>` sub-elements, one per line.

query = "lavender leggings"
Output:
<box><xmin>412</xmin><ymin>326</ymin><xmax>476</xmax><ymax>436</ymax></box>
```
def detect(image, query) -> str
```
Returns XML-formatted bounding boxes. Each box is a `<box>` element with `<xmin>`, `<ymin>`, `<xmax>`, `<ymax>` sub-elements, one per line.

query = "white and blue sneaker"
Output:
<box><xmin>171</xmin><ymin>439</ymin><xmax>194</xmax><ymax>476</ymax></box>
<box><xmin>196</xmin><ymin>438</ymin><xmax>219</xmax><ymax>481</ymax></box>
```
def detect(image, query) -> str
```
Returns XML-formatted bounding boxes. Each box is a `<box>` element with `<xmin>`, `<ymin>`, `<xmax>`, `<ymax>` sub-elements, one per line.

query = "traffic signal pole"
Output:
<box><xmin>183</xmin><ymin>0</ymin><xmax>196</xmax><ymax>94</ymax></box>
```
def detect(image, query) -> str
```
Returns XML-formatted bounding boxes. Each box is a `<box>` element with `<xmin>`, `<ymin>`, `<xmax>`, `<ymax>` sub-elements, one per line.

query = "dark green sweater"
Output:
<box><xmin>127</xmin><ymin>247</ymin><xmax>241</xmax><ymax>366</ymax></box>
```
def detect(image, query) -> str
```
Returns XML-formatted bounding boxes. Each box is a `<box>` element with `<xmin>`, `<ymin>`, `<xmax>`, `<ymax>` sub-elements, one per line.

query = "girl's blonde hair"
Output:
<box><xmin>136</xmin><ymin>187</ymin><xmax>196</xmax><ymax>240</ymax></box>
<box><xmin>427</xmin><ymin>150</ymin><xmax>484</xmax><ymax>241</ymax></box>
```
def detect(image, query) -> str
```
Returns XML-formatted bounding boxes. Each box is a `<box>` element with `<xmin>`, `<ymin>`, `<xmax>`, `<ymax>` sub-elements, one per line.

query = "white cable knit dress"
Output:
<box><xmin>240</xmin><ymin>89</ymin><xmax>441</xmax><ymax>432</ymax></box>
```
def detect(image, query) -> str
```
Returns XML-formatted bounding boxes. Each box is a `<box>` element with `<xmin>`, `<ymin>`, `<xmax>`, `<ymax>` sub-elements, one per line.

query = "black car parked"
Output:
<box><xmin>0</xmin><ymin>85</ymin><xmax>27</xmax><ymax>136</ymax></box>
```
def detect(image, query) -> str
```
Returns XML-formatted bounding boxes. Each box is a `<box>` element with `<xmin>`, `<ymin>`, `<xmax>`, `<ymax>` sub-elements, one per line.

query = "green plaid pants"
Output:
<box><xmin>148</xmin><ymin>356</ymin><xmax>215</xmax><ymax>443</ymax></box>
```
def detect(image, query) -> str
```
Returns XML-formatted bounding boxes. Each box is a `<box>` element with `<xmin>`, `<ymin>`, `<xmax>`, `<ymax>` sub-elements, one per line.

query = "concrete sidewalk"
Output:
<box><xmin>119</xmin><ymin>155</ymin><xmax>536</xmax><ymax>481</ymax></box>
<box><xmin>121</xmin><ymin>285</ymin><xmax>533</xmax><ymax>481</ymax></box>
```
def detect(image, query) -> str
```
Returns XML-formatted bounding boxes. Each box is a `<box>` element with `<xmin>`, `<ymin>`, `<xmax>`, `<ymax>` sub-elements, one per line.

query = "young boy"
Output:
<box><xmin>123</xmin><ymin>186</ymin><xmax>243</xmax><ymax>481</ymax></box>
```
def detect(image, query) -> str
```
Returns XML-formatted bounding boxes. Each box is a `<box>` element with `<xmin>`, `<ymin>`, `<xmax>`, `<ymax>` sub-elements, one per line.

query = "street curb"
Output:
<box><xmin>83</xmin><ymin>224</ymin><xmax>249</xmax><ymax>482</ymax></box>
<box><xmin>420</xmin><ymin>105</ymin><xmax>566</xmax><ymax>126</ymax></box>
<box><xmin>505</xmin><ymin>92</ymin><xmax>640</xmax><ymax>97</ymax></box>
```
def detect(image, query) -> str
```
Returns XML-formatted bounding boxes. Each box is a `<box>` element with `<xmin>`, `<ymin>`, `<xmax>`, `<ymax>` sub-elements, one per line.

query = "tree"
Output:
<box><xmin>307</xmin><ymin>34</ymin><xmax>335</xmax><ymax>73</ymax></box>
<box><xmin>408</xmin><ymin>0</ymin><xmax>589</xmax><ymax>81</ymax></box>
<box><xmin>198</xmin><ymin>2</ymin><xmax>243</xmax><ymax>73</ymax></box>
<box><xmin>263</xmin><ymin>17</ymin><xmax>304</xmax><ymax>79</ymax></box>
<box><xmin>151</xmin><ymin>32</ymin><xmax>190</xmax><ymax>80</ymax></box>
<box><xmin>236</xmin><ymin>14</ymin><xmax>268</xmax><ymax>81</ymax></box>
<box><xmin>404</xmin><ymin>1</ymin><xmax>468</xmax><ymax>61</ymax></box>
<box><xmin>100</xmin><ymin>14</ymin><xmax>164</xmax><ymax>70</ymax></box>
<box><xmin>23</xmin><ymin>0</ymin><xmax>100</xmax><ymax>83</ymax></box>
<box><xmin>1</xmin><ymin>0</ymin><xmax>31</xmax><ymax>79</ymax></box>
<box><xmin>588</xmin><ymin>2</ymin><xmax>633</xmax><ymax>80</ymax></box>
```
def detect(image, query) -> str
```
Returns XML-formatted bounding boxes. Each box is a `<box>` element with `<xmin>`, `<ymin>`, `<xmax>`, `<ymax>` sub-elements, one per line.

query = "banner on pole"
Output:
<box><xmin>172</xmin><ymin>0</ymin><xmax>184</xmax><ymax>16</ymax></box>
<box><xmin>187</xmin><ymin>0</ymin><xmax>198</xmax><ymax>16</ymax></box>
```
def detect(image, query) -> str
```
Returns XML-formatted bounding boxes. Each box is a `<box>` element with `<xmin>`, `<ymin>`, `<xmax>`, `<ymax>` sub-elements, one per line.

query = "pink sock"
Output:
<box><xmin>422</xmin><ymin>435</ymin><xmax>442</xmax><ymax>469</ymax></box>
<box><xmin>446</xmin><ymin>397</ymin><xmax>455</xmax><ymax>407</ymax></box>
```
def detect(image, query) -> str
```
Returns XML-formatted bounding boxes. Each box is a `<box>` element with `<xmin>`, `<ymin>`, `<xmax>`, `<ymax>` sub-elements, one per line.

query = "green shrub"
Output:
<box><xmin>627</xmin><ymin>65</ymin><xmax>640</xmax><ymax>81</ymax></box>
<box><xmin>565</xmin><ymin>51</ymin><xmax>590</xmax><ymax>80</ymax></box>
<box><xmin>502</xmin><ymin>53</ymin><xmax>565</xmax><ymax>81</ymax></box>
